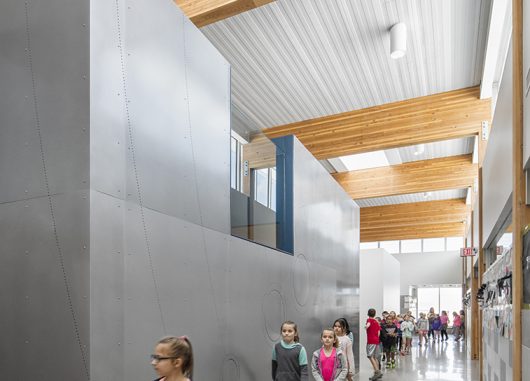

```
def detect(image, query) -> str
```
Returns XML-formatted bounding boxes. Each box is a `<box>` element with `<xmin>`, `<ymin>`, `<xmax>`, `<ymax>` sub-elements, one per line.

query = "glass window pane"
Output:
<box><xmin>496</xmin><ymin>232</ymin><xmax>513</xmax><ymax>252</ymax></box>
<box><xmin>446</xmin><ymin>237</ymin><xmax>463</xmax><ymax>251</ymax></box>
<box><xmin>360</xmin><ymin>242</ymin><xmax>378</xmax><ymax>250</ymax></box>
<box><xmin>439</xmin><ymin>287</ymin><xmax>462</xmax><ymax>326</ymax></box>
<box><xmin>417</xmin><ymin>287</ymin><xmax>439</xmax><ymax>316</ymax></box>
<box><xmin>423</xmin><ymin>237</ymin><xmax>445</xmax><ymax>252</ymax></box>
<box><xmin>380</xmin><ymin>240</ymin><xmax>399</xmax><ymax>253</ymax></box>
<box><xmin>255</xmin><ymin>168</ymin><xmax>269</xmax><ymax>206</ymax></box>
<box><xmin>270</xmin><ymin>167</ymin><xmax>276</xmax><ymax>211</ymax></box>
<box><xmin>401</xmin><ymin>239</ymin><xmax>422</xmax><ymax>253</ymax></box>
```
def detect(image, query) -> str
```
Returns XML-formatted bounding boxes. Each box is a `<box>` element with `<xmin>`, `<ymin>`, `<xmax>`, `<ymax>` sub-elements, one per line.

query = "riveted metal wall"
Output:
<box><xmin>0</xmin><ymin>0</ymin><xmax>90</xmax><ymax>379</ymax></box>
<box><xmin>90</xmin><ymin>1</ymin><xmax>360</xmax><ymax>378</ymax></box>
<box><xmin>1</xmin><ymin>0</ymin><xmax>360</xmax><ymax>380</ymax></box>
<box><xmin>293</xmin><ymin>137</ymin><xmax>360</xmax><ymax>371</ymax></box>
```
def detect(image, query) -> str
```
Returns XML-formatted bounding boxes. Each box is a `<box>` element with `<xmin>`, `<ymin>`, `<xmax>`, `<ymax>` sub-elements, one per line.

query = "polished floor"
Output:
<box><xmin>355</xmin><ymin>338</ymin><xmax>479</xmax><ymax>381</ymax></box>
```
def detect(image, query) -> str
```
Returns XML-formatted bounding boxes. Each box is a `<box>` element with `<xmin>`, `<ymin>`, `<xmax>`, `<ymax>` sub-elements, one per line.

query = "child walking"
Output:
<box><xmin>432</xmin><ymin>314</ymin><xmax>442</xmax><ymax>341</ymax></box>
<box><xmin>311</xmin><ymin>328</ymin><xmax>348</xmax><ymax>381</ymax></box>
<box><xmin>415</xmin><ymin>313</ymin><xmax>429</xmax><ymax>346</ymax></box>
<box><xmin>365</xmin><ymin>308</ymin><xmax>382</xmax><ymax>380</ymax></box>
<box><xmin>380</xmin><ymin>316</ymin><xmax>398</xmax><ymax>369</ymax></box>
<box><xmin>150</xmin><ymin>335</ymin><xmax>193</xmax><ymax>381</ymax></box>
<box><xmin>452</xmin><ymin>311</ymin><xmax>462</xmax><ymax>341</ymax></box>
<box><xmin>333</xmin><ymin>318</ymin><xmax>355</xmax><ymax>380</ymax></box>
<box><xmin>272</xmin><ymin>321</ymin><xmax>309</xmax><ymax>381</ymax></box>
<box><xmin>400</xmin><ymin>316</ymin><xmax>414</xmax><ymax>355</ymax></box>
<box><xmin>440</xmin><ymin>311</ymin><xmax>449</xmax><ymax>341</ymax></box>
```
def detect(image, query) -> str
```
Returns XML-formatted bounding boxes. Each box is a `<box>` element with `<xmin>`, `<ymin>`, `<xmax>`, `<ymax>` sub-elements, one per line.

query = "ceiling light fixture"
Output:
<box><xmin>390</xmin><ymin>22</ymin><xmax>407</xmax><ymax>59</ymax></box>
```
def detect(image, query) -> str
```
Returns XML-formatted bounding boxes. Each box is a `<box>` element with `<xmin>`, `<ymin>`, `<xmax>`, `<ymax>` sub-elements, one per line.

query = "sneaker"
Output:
<box><xmin>391</xmin><ymin>360</ymin><xmax>396</xmax><ymax>368</ymax></box>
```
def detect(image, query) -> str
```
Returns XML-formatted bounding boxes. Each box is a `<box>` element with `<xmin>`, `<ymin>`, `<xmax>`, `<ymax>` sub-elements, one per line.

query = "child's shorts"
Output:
<box><xmin>366</xmin><ymin>344</ymin><xmax>380</xmax><ymax>358</ymax></box>
<box><xmin>383</xmin><ymin>343</ymin><xmax>397</xmax><ymax>353</ymax></box>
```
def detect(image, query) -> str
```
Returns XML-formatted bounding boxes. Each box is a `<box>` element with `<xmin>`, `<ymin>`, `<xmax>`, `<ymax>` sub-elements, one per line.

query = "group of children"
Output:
<box><xmin>147</xmin><ymin>309</ymin><xmax>465</xmax><ymax>381</ymax></box>
<box><xmin>364</xmin><ymin>308</ymin><xmax>415</xmax><ymax>380</ymax></box>
<box><xmin>272</xmin><ymin>319</ymin><xmax>356</xmax><ymax>381</ymax></box>
<box><xmin>149</xmin><ymin>319</ymin><xmax>355</xmax><ymax>381</ymax></box>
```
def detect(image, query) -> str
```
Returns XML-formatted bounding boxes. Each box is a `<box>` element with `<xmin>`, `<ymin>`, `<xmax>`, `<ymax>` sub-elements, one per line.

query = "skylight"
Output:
<box><xmin>339</xmin><ymin>150</ymin><xmax>390</xmax><ymax>171</ymax></box>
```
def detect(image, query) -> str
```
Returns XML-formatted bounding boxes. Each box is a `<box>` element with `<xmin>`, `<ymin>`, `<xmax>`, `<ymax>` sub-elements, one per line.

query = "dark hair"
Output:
<box><xmin>321</xmin><ymin>328</ymin><xmax>339</xmax><ymax>348</ymax></box>
<box><xmin>281</xmin><ymin>320</ymin><xmax>300</xmax><ymax>342</ymax></box>
<box><xmin>157</xmin><ymin>336</ymin><xmax>193</xmax><ymax>378</ymax></box>
<box><xmin>333</xmin><ymin>318</ymin><xmax>350</xmax><ymax>335</ymax></box>
<box><xmin>368</xmin><ymin>308</ymin><xmax>376</xmax><ymax>317</ymax></box>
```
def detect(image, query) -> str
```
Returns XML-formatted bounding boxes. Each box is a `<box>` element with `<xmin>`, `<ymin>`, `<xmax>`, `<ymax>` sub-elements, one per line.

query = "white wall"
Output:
<box><xmin>392</xmin><ymin>250</ymin><xmax>462</xmax><ymax>295</ymax></box>
<box><xmin>360</xmin><ymin>248</ymin><xmax>400</xmax><ymax>335</ymax></box>
<box><xmin>383</xmin><ymin>255</ymin><xmax>401</xmax><ymax>313</ymax></box>
<box><xmin>360</xmin><ymin>249</ymin><xmax>401</xmax><ymax>312</ymax></box>
<box><xmin>482</xmin><ymin>40</ymin><xmax>513</xmax><ymax>246</ymax></box>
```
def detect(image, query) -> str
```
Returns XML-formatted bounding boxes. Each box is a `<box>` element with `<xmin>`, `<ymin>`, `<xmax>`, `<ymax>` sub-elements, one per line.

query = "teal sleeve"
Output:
<box><xmin>272</xmin><ymin>346</ymin><xmax>277</xmax><ymax>361</ymax></box>
<box><xmin>298</xmin><ymin>346</ymin><xmax>308</xmax><ymax>365</ymax></box>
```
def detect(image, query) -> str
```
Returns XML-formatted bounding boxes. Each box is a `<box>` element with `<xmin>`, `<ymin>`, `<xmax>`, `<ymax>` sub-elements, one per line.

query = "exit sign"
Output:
<box><xmin>460</xmin><ymin>247</ymin><xmax>478</xmax><ymax>257</ymax></box>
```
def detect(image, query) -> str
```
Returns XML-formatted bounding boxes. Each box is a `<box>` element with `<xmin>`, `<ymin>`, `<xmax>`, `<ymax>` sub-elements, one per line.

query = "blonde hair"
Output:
<box><xmin>321</xmin><ymin>328</ymin><xmax>339</xmax><ymax>348</ymax></box>
<box><xmin>157</xmin><ymin>336</ymin><xmax>193</xmax><ymax>378</ymax></box>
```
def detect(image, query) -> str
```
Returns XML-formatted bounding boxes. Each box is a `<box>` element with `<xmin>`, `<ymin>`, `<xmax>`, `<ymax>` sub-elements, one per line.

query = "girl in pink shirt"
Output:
<box><xmin>452</xmin><ymin>311</ymin><xmax>462</xmax><ymax>341</ymax></box>
<box><xmin>311</xmin><ymin>329</ymin><xmax>348</xmax><ymax>381</ymax></box>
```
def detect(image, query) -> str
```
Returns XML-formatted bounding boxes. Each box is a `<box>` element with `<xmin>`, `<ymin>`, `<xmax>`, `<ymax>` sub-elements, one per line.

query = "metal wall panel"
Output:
<box><xmin>0</xmin><ymin>0</ymin><xmax>89</xmax><ymax>203</ymax></box>
<box><xmin>293</xmin><ymin>137</ymin><xmax>361</xmax><ymax>371</ymax></box>
<box><xmin>0</xmin><ymin>0</ymin><xmax>90</xmax><ymax>380</ymax></box>
<box><xmin>89</xmin><ymin>4</ymin><xmax>361</xmax><ymax>375</ymax></box>
<box><xmin>89</xmin><ymin>191</ymin><xmax>125</xmax><ymax>381</ymax></box>
<box><xmin>90</xmin><ymin>0</ymin><xmax>128</xmax><ymax>199</ymax></box>
<box><xmin>123</xmin><ymin>0</ymin><xmax>230</xmax><ymax>234</ymax></box>
<box><xmin>0</xmin><ymin>192</ymin><xmax>90</xmax><ymax>379</ymax></box>
<box><xmin>1</xmin><ymin>0</ymin><xmax>361</xmax><ymax>380</ymax></box>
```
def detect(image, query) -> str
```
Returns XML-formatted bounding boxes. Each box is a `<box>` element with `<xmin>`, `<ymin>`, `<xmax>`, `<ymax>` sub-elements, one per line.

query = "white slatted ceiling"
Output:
<box><xmin>396</xmin><ymin>137</ymin><xmax>475</xmax><ymax>163</ymax></box>
<box><xmin>355</xmin><ymin>189</ymin><xmax>468</xmax><ymax>208</ymax></box>
<box><xmin>202</xmin><ymin>0</ymin><xmax>490</xmax><ymax>131</ymax></box>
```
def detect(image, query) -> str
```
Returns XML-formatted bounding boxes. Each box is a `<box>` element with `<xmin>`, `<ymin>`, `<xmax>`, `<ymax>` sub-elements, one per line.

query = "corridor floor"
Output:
<box><xmin>355</xmin><ymin>339</ymin><xmax>479</xmax><ymax>381</ymax></box>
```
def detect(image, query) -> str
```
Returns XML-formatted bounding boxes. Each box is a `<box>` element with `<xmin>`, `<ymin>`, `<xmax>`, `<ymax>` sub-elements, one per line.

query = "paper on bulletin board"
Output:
<box><xmin>523</xmin><ymin>230</ymin><xmax>530</xmax><ymax>309</ymax></box>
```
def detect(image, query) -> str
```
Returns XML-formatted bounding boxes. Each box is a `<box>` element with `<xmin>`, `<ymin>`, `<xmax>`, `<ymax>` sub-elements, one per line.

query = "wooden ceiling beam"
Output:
<box><xmin>263</xmin><ymin>86</ymin><xmax>491</xmax><ymax>160</ymax></box>
<box><xmin>333</xmin><ymin>154</ymin><xmax>477</xmax><ymax>200</ymax></box>
<box><xmin>361</xmin><ymin>198</ymin><xmax>470</xmax><ymax>229</ymax></box>
<box><xmin>361</xmin><ymin>222</ymin><xmax>465</xmax><ymax>242</ymax></box>
<box><xmin>360</xmin><ymin>198</ymin><xmax>469</xmax><ymax>242</ymax></box>
<box><xmin>174</xmin><ymin>0</ymin><xmax>275</xmax><ymax>28</ymax></box>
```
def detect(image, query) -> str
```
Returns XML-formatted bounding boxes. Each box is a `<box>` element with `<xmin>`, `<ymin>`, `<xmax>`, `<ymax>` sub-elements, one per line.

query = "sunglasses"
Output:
<box><xmin>150</xmin><ymin>354</ymin><xmax>178</xmax><ymax>363</ymax></box>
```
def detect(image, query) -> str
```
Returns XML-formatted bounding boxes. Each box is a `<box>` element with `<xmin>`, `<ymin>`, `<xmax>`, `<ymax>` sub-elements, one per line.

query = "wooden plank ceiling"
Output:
<box><xmin>263</xmin><ymin>86</ymin><xmax>491</xmax><ymax>160</ymax></box>
<box><xmin>174</xmin><ymin>0</ymin><xmax>275</xmax><ymax>28</ymax></box>
<box><xmin>360</xmin><ymin>199</ymin><xmax>469</xmax><ymax>242</ymax></box>
<box><xmin>262</xmin><ymin>87</ymin><xmax>488</xmax><ymax>242</ymax></box>
<box><xmin>333</xmin><ymin>154</ymin><xmax>477</xmax><ymax>200</ymax></box>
